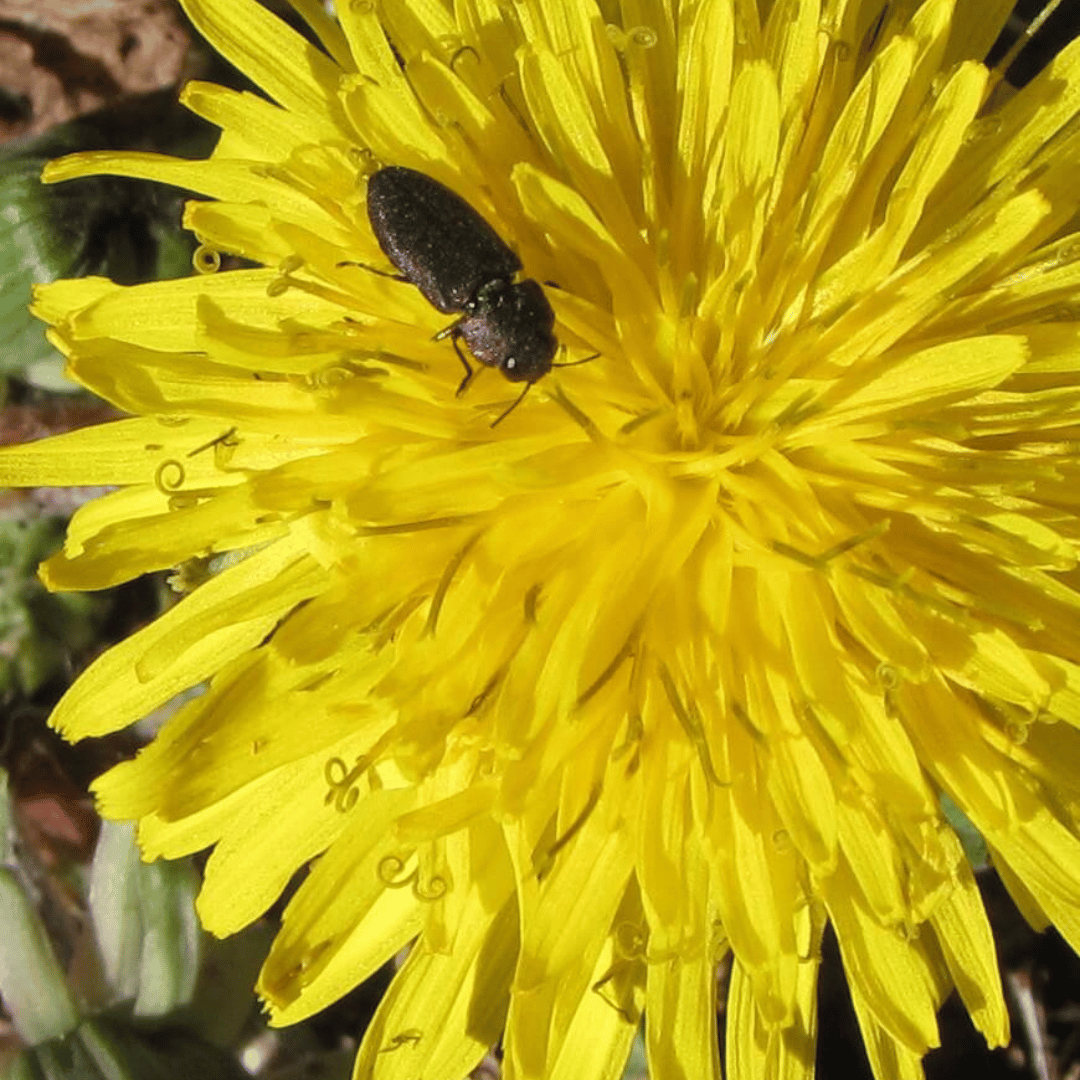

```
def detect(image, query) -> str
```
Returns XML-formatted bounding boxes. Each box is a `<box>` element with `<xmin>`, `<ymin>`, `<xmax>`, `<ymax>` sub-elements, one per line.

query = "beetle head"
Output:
<box><xmin>459</xmin><ymin>278</ymin><xmax>558</xmax><ymax>383</ymax></box>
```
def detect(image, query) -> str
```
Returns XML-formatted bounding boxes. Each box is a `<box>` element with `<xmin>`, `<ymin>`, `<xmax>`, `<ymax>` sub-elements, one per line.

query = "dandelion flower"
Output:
<box><xmin>4</xmin><ymin>0</ymin><xmax>1080</xmax><ymax>1076</ymax></box>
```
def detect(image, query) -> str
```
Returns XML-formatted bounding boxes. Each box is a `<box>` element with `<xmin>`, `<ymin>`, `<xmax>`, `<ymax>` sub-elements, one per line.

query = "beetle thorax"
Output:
<box><xmin>467</xmin><ymin>277</ymin><xmax>515</xmax><ymax>316</ymax></box>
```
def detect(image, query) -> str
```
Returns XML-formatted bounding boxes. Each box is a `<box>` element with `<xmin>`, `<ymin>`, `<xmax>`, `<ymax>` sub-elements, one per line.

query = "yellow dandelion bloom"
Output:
<box><xmin>5</xmin><ymin>0</ymin><xmax>1080</xmax><ymax>1076</ymax></box>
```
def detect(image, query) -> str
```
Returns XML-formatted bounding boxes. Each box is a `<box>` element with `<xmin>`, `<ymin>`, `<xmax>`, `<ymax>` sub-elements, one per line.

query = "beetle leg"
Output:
<box><xmin>436</xmin><ymin>321</ymin><xmax>476</xmax><ymax>396</ymax></box>
<box><xmin>490</xmin><ymin>381</ymin><xmax>532</xmax><ymax>427</ymax></box>
<box><xmin>336</xmin><ymin>259</ymin><xmax>408</xmax><ymax>283</ymax></box>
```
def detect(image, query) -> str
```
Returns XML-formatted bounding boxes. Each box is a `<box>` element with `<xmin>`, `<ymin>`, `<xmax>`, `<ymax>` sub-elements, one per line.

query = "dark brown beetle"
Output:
<box><xmin>366</xmin><ymin>166</ymin><xmax>573</xmax><ymax>422</ymax></box>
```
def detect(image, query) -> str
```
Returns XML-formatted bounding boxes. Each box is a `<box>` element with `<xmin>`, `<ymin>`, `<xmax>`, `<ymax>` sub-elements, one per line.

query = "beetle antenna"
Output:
<box><xmin>490</xmin><ymin>382</ymin><xmax>533</xmax><ymax>427</ymax></box>
<box><xmin>551</xmin><ymin>351</ymin><xmax>599</xmax><ymax>369</ymax></box>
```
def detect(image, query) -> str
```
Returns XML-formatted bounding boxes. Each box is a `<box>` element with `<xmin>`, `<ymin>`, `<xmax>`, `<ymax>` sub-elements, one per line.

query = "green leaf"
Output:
<box><xmin>132</xmin><ymin>858</ymin><xmax>201</xmax><ymax>1017</ymax></box>
<box><xmin>940</xmin><ymin>791</ymin><xmax>989</xmax><ymax>870</ymax></box>
<box><xmin>0</xmin><ymin>514</ymin><xmax>111</xmax><ymax>699</ymax></box>
<box><xmin>20</xmin><ymin>1018</ymin><xmax>249</xmax><ymax>1080</ymax></box>
<box><xmin>0</xmin><ymin>867</ymin><xmax>78</xmax><ymax>1044</ymax></box>
<box><xmin>0</xmin><ymin>91</ymin><xmax>214</xmax><ymax>386</ymax></box>
<box><xmin>88</xmin><ymin>822</ymin><xmax>202</xmax><ymax>1015</ymax></box>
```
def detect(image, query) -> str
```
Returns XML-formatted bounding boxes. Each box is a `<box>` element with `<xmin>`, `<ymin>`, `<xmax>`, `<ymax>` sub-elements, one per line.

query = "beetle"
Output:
<box><xmin>366</xmin><ymin>166</ymin><xmax>574</xmax><ymax>423</ymax></box>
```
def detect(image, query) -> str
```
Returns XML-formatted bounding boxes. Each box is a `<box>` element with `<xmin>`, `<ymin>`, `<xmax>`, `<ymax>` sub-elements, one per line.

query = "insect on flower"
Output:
<box><xmin>365</xmin><ymin>165</ymin><xmax>591</xmax><ymax>424</ymax></box>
